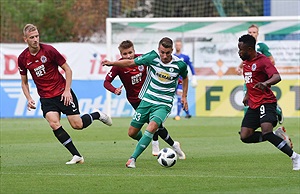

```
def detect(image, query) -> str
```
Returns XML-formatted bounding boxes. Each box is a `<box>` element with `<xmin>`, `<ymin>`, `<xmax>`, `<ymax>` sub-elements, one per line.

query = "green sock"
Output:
<box><xmin>132</xmin><ymin>130</ymin><xmax>142</xmax><ymax>141</ymax></box>
<box><xmin>276</xmin><ymin>106</ymin><xmax>282</xmax><ymax>115</ymax></box>
<box><xmin>132</xmin><ymin>130</ymin><xmax>153</xmax><ymax>159</ymax></box>
<box><xmin>243</xmin><ymin>106</ymin><xmax>249</xmax><ymax>115</ymax></box>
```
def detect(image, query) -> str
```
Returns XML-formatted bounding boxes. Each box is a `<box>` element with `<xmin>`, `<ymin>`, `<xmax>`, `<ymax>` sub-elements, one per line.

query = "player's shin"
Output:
<box><xmin>158</xmin><ymin>127</ymin><xmax>174</xmax><ymax>146</ymax></box>
<box><xmin>53</xmin><ymin>126</ymin><xmax>81</xmax><ymax>156</ymax></box>
<box><xmin>263</xmin><ymin>132</ymin><xmax>293</xmax><ymax>157</ymax></box>
<box><xmin>240</xmin><ymin>131</ymin><xmax>264</xmax><ymax>143</ymax></box>
<box><xmin>131</xmin><ymin>130</ymin><xmax>153</xmax><ymax>159</ymax></box>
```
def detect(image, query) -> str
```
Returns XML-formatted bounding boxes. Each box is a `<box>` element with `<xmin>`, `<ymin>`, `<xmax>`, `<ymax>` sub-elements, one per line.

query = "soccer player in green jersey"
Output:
<box><xmin>102</xmin><ymin>37</ymin><xmax>189</xmax><ymax>168</ymax></box>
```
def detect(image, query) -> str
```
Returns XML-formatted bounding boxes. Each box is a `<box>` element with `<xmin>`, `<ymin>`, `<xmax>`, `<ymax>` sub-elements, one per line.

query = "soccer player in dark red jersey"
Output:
<box><xmin>238</xmin><ymin>34</ymin><xmax>299</xmax><ymax>170</ymax></box>
<box><xmin>18</xmin><ymin>24</ymin><xmax>112</xmax><ymax>164</ymax></box>
<box><xmin>103</xmin><ymin>40</ymin><xmax>185</xmax><ymax>159</ymax></box>
<box><xmin>236</xmin><ymin>24</ymin><xmax>284</xmax><ymax>125</ymax></box>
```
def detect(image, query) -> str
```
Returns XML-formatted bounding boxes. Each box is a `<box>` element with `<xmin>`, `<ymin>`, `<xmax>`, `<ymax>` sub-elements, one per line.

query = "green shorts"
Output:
<box><xmin>130</xmin><ymin>100</ymin><xmax>171</xmax><ymax>129</ymax></box>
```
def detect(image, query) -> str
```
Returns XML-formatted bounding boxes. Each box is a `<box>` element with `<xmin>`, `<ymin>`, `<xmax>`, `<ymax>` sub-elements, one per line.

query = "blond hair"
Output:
<box><xmin>23</xmin><ymin>24</ymin><xmax>38</xmax><ymax>36</ymax></box>
<box><xmin>248</xmin><ymin>24</ymin><xmax>259</xmax><ymax>32</ymax></box>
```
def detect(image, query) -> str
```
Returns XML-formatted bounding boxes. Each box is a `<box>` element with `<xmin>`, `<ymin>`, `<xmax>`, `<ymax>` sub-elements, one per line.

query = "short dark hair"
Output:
<box><xmin>159</xmin><ymin>37</ymin><xmax>173</xmax><ymax>48</ymax></box>
<box><xmin>238</xmin><ymin>34</ymin><xmax>256</xmax><ymax>49</ymax></box>
<box><xmin>118</xmin><ymin>40</ymin><xmax>134</xmax><ymax>50</ymax></box>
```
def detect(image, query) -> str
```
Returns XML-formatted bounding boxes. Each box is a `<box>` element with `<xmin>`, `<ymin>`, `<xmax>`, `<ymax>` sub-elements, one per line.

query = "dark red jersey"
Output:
<box><xmin>243</xmin><ymin>53</ymin><xmax>278</xmax><ymax>109</ymax></box>
<box><xmin>104</xmin><ymin>54</ymin><xmax>146</xmax><ymax>104</ymax></box>
<box><xmin>18</xmin><ymin>43</ymin><xmax>66</xmax><ymax>98</ymax></box>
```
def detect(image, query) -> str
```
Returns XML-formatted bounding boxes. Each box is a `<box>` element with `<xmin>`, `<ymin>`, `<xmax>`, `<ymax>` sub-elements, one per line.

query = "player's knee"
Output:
<box><xmin>67</xmin><ymin>116</ymin><xmax>84</xmax><ymax>130</ymax></box>
<box><xmin>128</xmin><ymin>131</ymin><xmax>135</xmax><ymax>138</ymax></box>
<box><xmin>241</xmin><ymin>137</ymin><xmax>250</xmax><ymax>143</ymax></box>
<box><xmin>128</xmin><ymin>127</ymin><xmax>138</xmax><ymax>138</ymax></box>
<box><xmin>239</xmin><ymin>132</ymin><xmax>249</xmax><ymax>143</ymax></box>
<box><xmin>70</xmin><ymin>120</ymin><xmax>83</xmax><ymax>130</ymax></box>
<box><xmin>71</xmin><ymin>124</ymin><xmax>82</xmax><ymax>130</ymax></box>
<box><xmin>49</xmin><ymin>122</ymin><xmax>61</xmax><ymax>130</ymax></box>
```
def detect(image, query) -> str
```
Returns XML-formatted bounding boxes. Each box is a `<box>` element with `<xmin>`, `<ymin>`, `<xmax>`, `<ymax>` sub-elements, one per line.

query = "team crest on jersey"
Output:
<box><xmin>138</xmin><ymin>65</ymin><xmax>144</xmax><ymax>72</ymax></box>
<box><xmin>251</xmin><ymin>63</ymin><xmax>257</xmax><ymax>71</ymax></box>
<box><xmin>169</xmin><ymin>68</ymin><xmax>174</xmax><ymax>72</ymax></box>
<box><xmin>40</xmin><ymin>55</ymin><xmax>47</xmax><ymax>63</ymax></box>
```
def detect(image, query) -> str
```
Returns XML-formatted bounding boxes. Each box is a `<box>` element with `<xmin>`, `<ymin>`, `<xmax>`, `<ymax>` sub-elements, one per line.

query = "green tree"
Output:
<box><xmin>1</xmin><ymin>0</ymin><xmax>76</xmax><ymax>42</ymax></box>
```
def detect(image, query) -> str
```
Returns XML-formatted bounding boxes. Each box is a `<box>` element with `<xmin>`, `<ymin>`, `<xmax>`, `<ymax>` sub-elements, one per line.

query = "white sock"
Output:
<box><xmin>152</xmin><ymin>140</ymin><xmax>159</xmax><ymax>145</ymax></box>
<box><xmin>291</xmin><ymin>152</ymin><xmax>298</xmax><ymax>159</ymax></box>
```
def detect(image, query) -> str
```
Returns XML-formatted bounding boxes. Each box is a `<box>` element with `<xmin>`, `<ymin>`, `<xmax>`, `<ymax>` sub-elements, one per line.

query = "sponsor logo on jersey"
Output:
<box><xmin>34</xmin><ymin>64</ymin><xmax>46</xmax><ymax>77</ymax></box>
<box><xmin>131</xmin><ymin>73</ymin><xmax>142</xmax><ymax>85</ymax></box>
<box><xmin>244</xmin><ymin>72</ymin><xmax>252</xmax><ymax>84</ymax></box>
<box><xmin>156</xmin><ymin>72</ymin><xmax>173</xmax><ymax>82</ymax></box>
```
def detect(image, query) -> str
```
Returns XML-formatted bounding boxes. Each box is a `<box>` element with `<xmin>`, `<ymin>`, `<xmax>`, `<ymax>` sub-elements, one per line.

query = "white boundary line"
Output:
<box><xmin>1</xmin><ymin>172</ymin><xmax>299</xmax><ymax>179</ymax></box>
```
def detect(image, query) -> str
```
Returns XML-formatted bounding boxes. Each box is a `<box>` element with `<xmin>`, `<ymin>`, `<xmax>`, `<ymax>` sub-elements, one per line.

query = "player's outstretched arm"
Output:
<box><xmin>101</xmin><ymin>59</ymin><xmax>135</xmax><ymax>67</ymax></box>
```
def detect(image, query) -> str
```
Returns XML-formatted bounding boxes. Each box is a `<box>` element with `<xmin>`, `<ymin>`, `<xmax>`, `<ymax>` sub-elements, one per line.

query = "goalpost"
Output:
<box><xmin>106</xmin><ymin>16</ymin><xmax>299</xmax><ymax>56</ymax></box>
<box><xmin>105</xmin><ymin>16</ymin><xmax>300</xmax><ymax>117</ymax></box>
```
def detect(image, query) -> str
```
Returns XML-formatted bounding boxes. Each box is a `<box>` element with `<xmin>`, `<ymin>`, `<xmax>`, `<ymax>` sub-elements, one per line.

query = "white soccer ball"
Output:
<box><xmin>157</xmin><ymin>148</ymin><xmax>177</xmax><ymax>167</ymax></box>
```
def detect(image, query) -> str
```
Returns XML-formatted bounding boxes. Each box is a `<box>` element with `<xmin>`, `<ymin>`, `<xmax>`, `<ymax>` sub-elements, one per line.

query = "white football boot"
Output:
<box><xmin>93</xmin><ymin>109</ymin><xmax>112</xmax><ymax>126</ymax></box>
<box><xmin>125</xmin><ymin>158</ymin><xmax>136</xmax><ymax>168</ymax></box>
<box><xmin>152</xmin><ymin>141</ymin><xmax>160</xmax><ymax>156</ymax></box>
<box><xmin>66</xmin><ymin>155</ymin><xmax>84</xmax><ymax>164</ymax></box>
<box><xmin>172</xmin><ymin>141</ymin><xmax>186</xmax><ymax>160</ymax></box>
<box><xmin>292</xmin><ymin>154</ymin><xmax>300</xmax><ymax>170</ymax></box>
<box><xmin>274</xmin><ymin>126</ymin><xmax>293</xmax><ymax>148</ymax></box>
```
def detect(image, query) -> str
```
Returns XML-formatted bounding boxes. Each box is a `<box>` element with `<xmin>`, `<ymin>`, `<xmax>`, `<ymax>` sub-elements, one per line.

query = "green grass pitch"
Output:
<box><xmin>1</xmin><ymin>117</ymin><xmax>299</xmax><ymax>193</ymax></box>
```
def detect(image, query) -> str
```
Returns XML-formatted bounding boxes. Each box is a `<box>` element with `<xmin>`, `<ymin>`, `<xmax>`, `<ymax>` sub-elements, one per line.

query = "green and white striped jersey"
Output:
<box><xmin>134</xmin><ymin>50</ymin><xmax>188</xmax><ymax>108</ymax></box>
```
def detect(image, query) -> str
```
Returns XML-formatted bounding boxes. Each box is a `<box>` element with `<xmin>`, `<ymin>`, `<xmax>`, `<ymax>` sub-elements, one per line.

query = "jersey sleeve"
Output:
<box><xmin>17</xmin><ymin>54</ymin><xmax>27</xmax><ymax>75</ymax></box>
<box><xmin>104</xmin><ymin>66</ymin><xmax>119</xmax><ymax>93</ymax></box>
<box><xmin>257</xmin><ymin>43</ymin><xmax>272</xmax><ymax>57</ymax></box>
<box><xmin>259</xmin><ymin>54</ymin><xmax>278</xmax><ymax>79</ymax></box>
<box><xmin>134</xmin><ymin>50</ymin><xmax>156</xmax><ymax>66</ymax></box>
<box><xmin>179</xmin><ymin>62</ymin><xmax>188</xmax><ymax>79</ymax></box>
<box><xmin>262</xmin><ymin>57</ymin><xmax>278</xmax><ymax>78</ymax></box>
<box><xmin>48</xmin><ymin>45</ymin><xmax>66</xmax><ymax>66</ymax></box>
